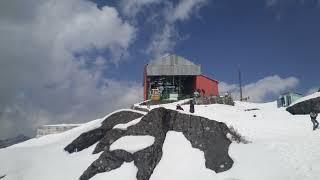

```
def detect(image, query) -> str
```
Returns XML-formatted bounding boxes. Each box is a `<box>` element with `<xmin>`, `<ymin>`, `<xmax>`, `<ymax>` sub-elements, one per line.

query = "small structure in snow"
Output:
<box><xmin>36</xmin><ymin>124</ymin><xmax>82</xmax><ymax>137</ymax></box>
<box><xmin>143</xmin><ymin>54</ymin><xmax>219</xmax><ymax>101</ymax></box>
<box><xmin>277</xmin><ymin>92</ymin><xmax>303</xmax><ymax>108</ymax></box>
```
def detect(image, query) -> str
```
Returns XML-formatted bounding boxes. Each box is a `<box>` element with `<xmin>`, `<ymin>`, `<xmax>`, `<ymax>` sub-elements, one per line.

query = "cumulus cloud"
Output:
<box><xmin>0</xmin><ymin>0</ymin><xmax>142</xmax><ymax>139</ymax></box>
<box><xmin>220</xmin><ymin>75</ymin><xmax>300</xmax><ymax>102</ymax></box>
<box><xmin>120</xmin><ymin>0</ymin><xmax>160</xmax><ymax>17</ymax></box>
<box><xmin>118</xmin><ymin>0</ymin><xmax>209</xmax><ymax>58</ymax></box>
<box><xmin>145</xmin><ymin>0</ymin><xmax>208</xmax><ymax>58</ymax></box>
<box><xmin>146</xmin><ymin>24</ymin><xmax>179</xmax><ymax>58</ymax></box>
<box><xmin>166</xmin><ymin>0</ymin><xmax>207</xmax><ymax>22</ymax></box>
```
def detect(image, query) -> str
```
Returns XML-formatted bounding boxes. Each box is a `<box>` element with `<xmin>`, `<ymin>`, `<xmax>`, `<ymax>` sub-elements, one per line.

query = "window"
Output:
<box><xmin>287</xmin><ymin>95</ymin><xmax>292</xmax><ymax>106</ymax></box>
<box><xmin>281</xmin><ymin>97</ymin><xmax>285</xmax><ymax>106</ymax></box>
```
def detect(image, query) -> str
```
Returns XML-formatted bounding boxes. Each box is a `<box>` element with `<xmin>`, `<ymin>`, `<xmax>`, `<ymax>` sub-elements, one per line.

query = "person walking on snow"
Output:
<box><xmin>310</xmin><ymin>111</ymin><xmax>319</xmax><ymax>130</ymax></box>
<box><xmin>189</xmin><ymin>100</ymin><xmax>195</xmax><ymax>113</ymax></box>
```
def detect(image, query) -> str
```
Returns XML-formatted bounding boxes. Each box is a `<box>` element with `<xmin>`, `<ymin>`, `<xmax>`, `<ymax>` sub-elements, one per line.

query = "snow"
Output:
<box><xmin>113</xmin><ymin>117</ymin><xmax>143</xmax><ymax>130</ymax></box>
<box><xmin>1</xmin><ymin>102</ymin><xmax>320</xmax><ymax>180</ymax></box>
<box><xmin>290</xmin><ymin>92</ymin><xmax>320</xmax><ymax>106</ymax></box>
<box><xmin>150</xmin><ymin>131</ymin><xmax>214</xmax><ymax>180</ymax></box>
<box><xmin>110</xmin><ymin>135</ymin><xmax>155</xmax><ymax>153</ymax></box>
<box><xmin>0</xmin><ymin>109</ymin><xmax>143</xmax><ymax>180</ymax></box>
<box><xmin>42</xmin><ymin>124</ymin><xmax>82</xmax><ymax>127</ymax></box>
<box><xmin>133</xmin><ymin>99</ymin><xmax>191</xmax><ymax>111</ymax></box>
<box><xmin>157</xmin><ymin>101</ymin><xmax>320</xmax><ymax>180</ymax></box>
<box><xmin>91</xmin><ymin>162</ymin><xmax>137</xmax><ymax>180</ymax></box>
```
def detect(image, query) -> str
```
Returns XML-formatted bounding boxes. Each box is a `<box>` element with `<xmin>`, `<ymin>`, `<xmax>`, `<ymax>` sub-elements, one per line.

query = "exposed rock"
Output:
<box><xmin>80</xmin><ymin>150</ymin><xmax>133</xmax><ymax>180</ymax></box>
<box><xmin>131</xmin><ymin>106</ymin><xmax>149</xmax><ymax>113</ymax></box>
<box><xmin>93</xmin><ymin>129</ymin><xmax>126</xmax><ymax>154</ymax></box>
<box><xmin>101</xmin><ymin>111</ymin><xmax>144</xmax><ymax>130</ymax></box>
<box><xmin>133</xmin><ymin>143</ymin><xmax>164</xmax><ymax>180</ymax></box>
<box><xmin>0</xmin><ymin>134</ymin><xmax>30</xmax><ymax>149</ymax></box>
<box><xmin>245</xmin><ymin>108</ymin><xmax>260</xmax><ymax>111</ymax></box>
<box><xmin>286</xmin><ymin>96</ymin><xmax>320</xmax><ymax>115</ymax></box>
<box><xmin>65</xmin><ymin>108</ymin><xmax>246</xmax><ymax>180</ymax></box>
<box><xmin>64</xmin><ymin>110</ymin><xmax>144</xmax><ymax>153</ymax></box>
<box><xmin>139</xmin><ymin>100</ymin><xmax>177</xmax><ymax>106</ymax></box>
<box><xmin>228</xmin><ymin>126</ymin><xmax>251</xmax><ymax>144</ymax></box>
<box><xmin>65</xmin><ymin>128</ymin><xmax>106</xmax><ymax>153</ymax></box>
<box><xmin>195</xmin><ymin>95</ymin><xmax>234</xmax><ymax>106</ymax></box>
<box><xmin>0</xmin><ymin>175</ymin><xmax>5</xmax><ymax>179</ymax></box>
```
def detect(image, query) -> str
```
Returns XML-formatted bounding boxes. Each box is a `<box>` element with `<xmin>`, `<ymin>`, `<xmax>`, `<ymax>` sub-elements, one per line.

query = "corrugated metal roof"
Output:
<box><xmin>147</xmin><ymin>54</ymin><xmax>201</xmax><ymax>76</ymax></box>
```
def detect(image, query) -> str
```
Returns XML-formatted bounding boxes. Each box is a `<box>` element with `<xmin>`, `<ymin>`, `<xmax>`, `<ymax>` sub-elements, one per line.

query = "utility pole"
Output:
<box><xmin>238</xmin><ymin>69</ymin><xmax>243</xmax><ymax>101</ymax></box>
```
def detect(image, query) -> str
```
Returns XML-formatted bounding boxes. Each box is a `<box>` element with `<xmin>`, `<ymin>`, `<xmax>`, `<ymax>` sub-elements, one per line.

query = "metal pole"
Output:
<box><xmin>239</xmin><ymin>69</ymin><xmax>243</xmax><ymax>101</ymax></box>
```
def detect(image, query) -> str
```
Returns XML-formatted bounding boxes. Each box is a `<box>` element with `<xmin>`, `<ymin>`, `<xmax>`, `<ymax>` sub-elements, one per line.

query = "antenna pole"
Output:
<box><xmin>239</xmin><ymin>69</ymin><xmax>243</xmax><ymax>101</ymax></box>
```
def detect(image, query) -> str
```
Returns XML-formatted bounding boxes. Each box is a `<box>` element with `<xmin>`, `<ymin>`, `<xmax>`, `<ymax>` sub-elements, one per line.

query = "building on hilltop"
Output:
<box><xmin>143</xmin><ymin>54</ymin><xmax>219</xmax><ymax>101</ymax></box>
<box><xmin>277</xmin><ymin>92</ymin><xmax>303</xmax><ymax>108</ymax></box>
<box><xmin>36</xmin><ymin>124</ymin><xmax>82</xmax><ymax>137</ymax></box>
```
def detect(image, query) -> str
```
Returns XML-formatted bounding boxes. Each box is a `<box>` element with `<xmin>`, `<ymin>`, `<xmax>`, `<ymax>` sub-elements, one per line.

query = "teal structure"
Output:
<box><xmin>277</xmin><ymin>92</ymin><xmax>303</xmax><ymax>108</ymax></box>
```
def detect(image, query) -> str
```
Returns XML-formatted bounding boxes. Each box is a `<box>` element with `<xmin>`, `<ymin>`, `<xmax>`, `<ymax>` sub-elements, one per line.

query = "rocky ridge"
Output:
<box><xmin>65</xmin><ymin>108</ymin><xmax>246</xmax><ymax>180</ymax></box>
<box><xmin>287</xmin><ymin>96</ymin><xmax>320</xmax><ymax>115</ymax></box>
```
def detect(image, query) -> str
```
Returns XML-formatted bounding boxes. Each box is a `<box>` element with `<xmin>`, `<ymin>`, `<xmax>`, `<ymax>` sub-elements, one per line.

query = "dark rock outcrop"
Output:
<box><xmin>65</xmin><ymin>108</ymin><xmax>246</xmax><ymax>180</ymax></box>
<box><xmin>100</xmin><ymin>111</ymin><xmax>144</xmax><ymax>130</ymax></box>
<box><xmin>286</xmin><ymin>96</ymin><xmax>320</xmax><ymax>115</ymax></box>
<box><xmin>65</xmin><ymin>128</ymin><xmax>106</xmax><ymax>153</ymax></box>
<box><xmin>93</xmin><ymin>129</ymin><xmax>126</xmax><ymax>154</ymax></box>
<box><xmin>64</xmin><ymin>110</ymin><xmax>144</xmax><ymax>153</ymax></box>
<box><xmin>195</xmin><ymin>95</ymin><xmax>234</xmax><ymax>106</ymax></box>
<box><xmin>80</xmin><ymin>150</ymin><xmax>133</xmax><ymax>180</ymax></box>
<box><xmin>133</xmin><ymin>143</ymin><xmax>164</xmax><ymax>180</ymax></box>
<box><xmin>0</xmin><ymin>134</ymin><xmax>30</xmax><ymax>149</ymax></box>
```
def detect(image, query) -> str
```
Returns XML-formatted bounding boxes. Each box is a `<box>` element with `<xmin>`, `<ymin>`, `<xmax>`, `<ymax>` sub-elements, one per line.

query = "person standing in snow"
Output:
<box><xmin>310</xmin><ymin>111</ymin><xmax>319</xmax><ymax>130</ymax></box>
<box><xmin>189</xmin><ymin>100</ymin><xmax>195</xmax><ymax>113</ymax></box>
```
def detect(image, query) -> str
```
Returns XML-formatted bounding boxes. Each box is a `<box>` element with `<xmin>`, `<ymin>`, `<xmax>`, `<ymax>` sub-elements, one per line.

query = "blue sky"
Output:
<box><xmin>96</xmin><ymin>0</ymin><xmax>320</xmax><ymax>93</ymax></box>
<box><xmin>0</xmin><ymin>0</ymin><xmax>319</xmax><ymax>138</ymax></box>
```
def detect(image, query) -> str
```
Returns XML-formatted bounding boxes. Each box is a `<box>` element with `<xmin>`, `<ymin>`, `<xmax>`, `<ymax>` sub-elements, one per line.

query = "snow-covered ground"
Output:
<box><xmin>110</xmin><ymin>136</ymin><xmax>155</xmax><ymax>153</ymax></box>
<box><xmin>1</xmin><ymin>102</ymin><xmax>319</xmax><ymax>180</ymax></box>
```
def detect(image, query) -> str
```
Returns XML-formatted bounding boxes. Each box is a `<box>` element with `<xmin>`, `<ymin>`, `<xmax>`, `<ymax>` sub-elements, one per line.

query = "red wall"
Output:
<box><xmin>194</xmin><ymin>75</ymin><xmax>219</xmax><ymax>96</ymax></box>
<box><xmin>144</xmin><ymin>70</ymin><xmax>219</xmax><ymax>100</ymax></box>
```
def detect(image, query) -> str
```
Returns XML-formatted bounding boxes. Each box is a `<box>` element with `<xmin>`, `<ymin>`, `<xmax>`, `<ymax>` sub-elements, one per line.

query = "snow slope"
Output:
<box><xmin>1</xmin><ymin>103</ymin><xmax>320</xmax><ymax>180</ymax></box>
<box><xmin>110</xmin><ymin>136</ymin><xmax>155</xmax><ymax>153</ymax></box>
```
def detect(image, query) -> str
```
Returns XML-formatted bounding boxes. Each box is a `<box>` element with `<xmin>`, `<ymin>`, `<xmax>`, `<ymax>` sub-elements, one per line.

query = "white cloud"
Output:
<box><xmin>306</xmin><ymin>87</ymin><xmax>320</xmax><ymax>95</ymax></box>
<box><xmin>120</xmin><ymin>0</ymin><xmax>160</xmax><ymax>17</ymax></box>
<box><xmin>220</xmin><ymin>75</ymin><xmax>299</xmax><ymax>102</ymax></box>
<box><xmin>167</xmin><ymin>0</ymin><xmax>207</xmax><ymax>23</ymax></box>
<box><xmin>118</xmin><ymin>0</ymin><xmax>209</xmax><ymax>58</ymax></box>
<box><xmin>145</xmin><ymin>0</ymin><xmax>208</xmax><ymax>58</ymax></box>
<box><xmin>146</xmin><ymin>24</ymin><xmax>178</xmax><ymax>58</ymax></box>
<box><xmin>0</xmin><ymin>0</ymin><xmax>141</xmax><ymax>138</ymax></box>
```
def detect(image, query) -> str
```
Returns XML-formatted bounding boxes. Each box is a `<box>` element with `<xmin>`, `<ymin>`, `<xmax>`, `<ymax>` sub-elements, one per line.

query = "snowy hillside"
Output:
<box><xmin>1</xmin><ymin>101</ymin><xmax>320</xmax><ymax>180</ymax></box>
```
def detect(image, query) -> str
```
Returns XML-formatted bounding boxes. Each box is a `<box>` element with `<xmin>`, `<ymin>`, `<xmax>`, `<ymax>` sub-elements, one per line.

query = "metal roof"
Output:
<box><xmin>146</xmin><ymin>54</ymin><xmax>201</xmax><ymax>76</ymax></box>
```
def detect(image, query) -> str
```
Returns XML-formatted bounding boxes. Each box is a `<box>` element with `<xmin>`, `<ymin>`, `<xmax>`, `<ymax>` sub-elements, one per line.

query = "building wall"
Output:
<box><xmin>277</xmin><ymin>92</ymin><xmax>303</xmax><ymax>107</ymax></box>
<box><xmin>289</xmin><ymin>93</ymin><xmax>303</xmax><ymax>103</ymax></box>
<box><xmin>36</xmin><ymin>125</ymin><xmax>81</xmax><ymax>137</ymax></box>
<box><xmin>194</xmin><ymin>75</ymin><xmax>219</xmax><ymax>97</ymax></box>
